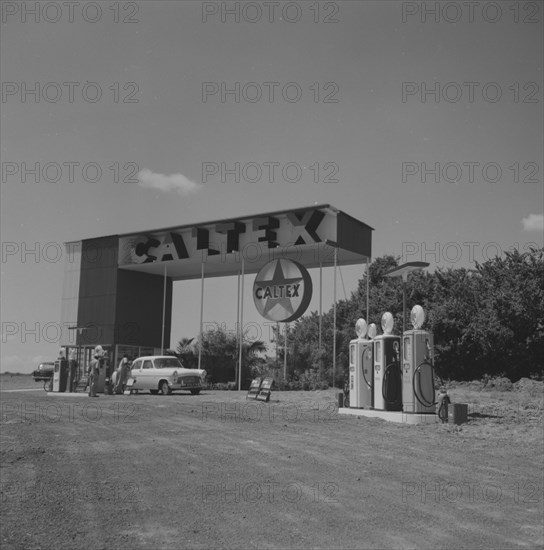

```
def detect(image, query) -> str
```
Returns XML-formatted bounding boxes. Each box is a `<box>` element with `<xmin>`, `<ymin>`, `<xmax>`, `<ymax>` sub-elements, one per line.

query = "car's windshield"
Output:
<box><xmin>153</xmin><ymin>358</ymin><xmax>182</xmax><ymax>369</ymax></box>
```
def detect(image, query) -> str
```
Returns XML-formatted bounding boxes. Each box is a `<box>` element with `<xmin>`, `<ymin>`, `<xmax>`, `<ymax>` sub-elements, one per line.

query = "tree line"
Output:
<box><xmin>281</xmin><ymin>247</ymin><xmax>543</xmax><ymax>383</ymax></box>
<box><xmin>175</xmin><ymin>247</ymin><xmax>543</xmax><ymax>386</ymax></box>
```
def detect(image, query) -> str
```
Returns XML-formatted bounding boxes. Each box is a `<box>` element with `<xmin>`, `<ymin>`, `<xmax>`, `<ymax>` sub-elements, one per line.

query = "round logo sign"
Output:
<box><xmin>253</xmin><ymin>259</ymin><xmax>312</xmax><ymax>322</ymax></box>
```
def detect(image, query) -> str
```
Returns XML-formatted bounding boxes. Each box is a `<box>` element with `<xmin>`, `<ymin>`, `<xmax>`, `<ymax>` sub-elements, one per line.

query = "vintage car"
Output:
<box><xmin>128</xmin><ymin>356</ymin><xmax>206</xmax><ymax>395</ymax></box>
<box><xmin>32</xmin><ymin>362</ymin><xmax>55</xmax><ymax>382</ymax></box>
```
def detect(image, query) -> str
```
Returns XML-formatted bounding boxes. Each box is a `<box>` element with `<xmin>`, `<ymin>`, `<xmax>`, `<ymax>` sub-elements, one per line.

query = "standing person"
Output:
<box><xmin>114</xmin><ymin>355</ymin><xmax>129</xmax><ymax>394</ymax></box>
<box><xmin>88</xmin><ymin>346</ymin><xmax>103</xmax><ymax>397</ymax></box>
<box><xmin>68</xmin><ymin>351</ymin><xmax>78</xmax><ymax>392</ymax></box>
<box><xmin>120</xmin><ymin>357</ymin><xmax>132</xmax><ymax>393</ymax></box>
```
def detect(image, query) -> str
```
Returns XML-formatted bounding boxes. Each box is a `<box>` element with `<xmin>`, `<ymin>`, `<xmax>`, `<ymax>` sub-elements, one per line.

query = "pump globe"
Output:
<box><xmin>381</xmin><ymin>312</ymin><xmax>394</xmax><ymax>335</ymax></box>
<box><xmin>367</xmin><ymin>323</ymin><xmax>377</xmax><ymax>339</ymax></box>
<box><xmin>355</xmin><ymin>318</ymin><xmax>367</xmax><ymax>338</ymax></box>
<box><xmin>411</xmin><ymin>305</ymin><xmax>425</xmax><ymax>329</ymax></box>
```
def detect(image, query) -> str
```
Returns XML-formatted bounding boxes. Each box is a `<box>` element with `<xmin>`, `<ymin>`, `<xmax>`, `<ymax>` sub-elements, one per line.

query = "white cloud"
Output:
<box><xmin>137</xmin><ymin>169</ymin><xmax>202</xmax><ymax>195</ymax></box>
<box><xmin>521</xmin><ymin>214</ymin><xmax>544</xmax><ymax>232</ymax></box>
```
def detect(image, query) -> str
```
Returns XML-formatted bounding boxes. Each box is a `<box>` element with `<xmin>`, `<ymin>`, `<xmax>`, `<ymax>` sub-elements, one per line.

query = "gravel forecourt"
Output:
<box><xmin>1</xmin><ymin>375</ymin><xmax>543</xmax><ymax>550</ymax></box>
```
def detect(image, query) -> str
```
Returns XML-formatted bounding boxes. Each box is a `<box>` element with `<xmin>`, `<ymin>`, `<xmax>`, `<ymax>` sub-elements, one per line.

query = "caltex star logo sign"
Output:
<box><xmin>253</xmin><ymin>259</ymin><xmax>312</xmax><ymax>322</ymax></box>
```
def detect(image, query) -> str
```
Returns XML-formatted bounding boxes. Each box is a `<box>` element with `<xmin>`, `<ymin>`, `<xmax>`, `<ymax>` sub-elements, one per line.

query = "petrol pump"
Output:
<box><xmin>348</xmin><ymin>319</ymin><xmax>376</xmax><ymax>409</ymax></box>
<box><xmin>373</xmin><ymin>313</ymin><xmax>402</xmax><ymax>411</ymax></box>
<box><xmin>402</xmin><ymin>305</ymin><xmax>436</xmax><ymax>414</ymax></box>
<box><xmin>52</xmin><ymin>348</ymin><xmax>68</xmax><ymax>392</ymax></box>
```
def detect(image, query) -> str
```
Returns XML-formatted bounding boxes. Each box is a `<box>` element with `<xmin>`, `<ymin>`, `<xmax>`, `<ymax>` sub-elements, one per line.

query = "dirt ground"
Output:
<box><xmin>1</xmin><ymin>374</ymin><xmax>543</xmax><ymax>550</ymax></box>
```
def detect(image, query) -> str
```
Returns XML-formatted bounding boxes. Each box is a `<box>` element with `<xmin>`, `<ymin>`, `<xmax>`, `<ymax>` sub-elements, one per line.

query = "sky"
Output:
<box><xmin>1</xmin><ymin>0</ymin><xmax>543</xmax><ymax>373</ymax></box>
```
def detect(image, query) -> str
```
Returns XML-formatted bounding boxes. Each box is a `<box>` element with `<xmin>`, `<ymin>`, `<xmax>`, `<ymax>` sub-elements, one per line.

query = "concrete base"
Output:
<box><xmin>46</xmin><ymin>391</ymin><xmax>108</xmax><ymax>397</ymax></box>
<box><xmin>339</xmin><ymin>407</ymin><xmax>438</xmax><ymax>425</ymax></box>
<box><xmin>0</xmin><ymin>388</ymin><xmax>44</xmax><ymax>393</ymax></box>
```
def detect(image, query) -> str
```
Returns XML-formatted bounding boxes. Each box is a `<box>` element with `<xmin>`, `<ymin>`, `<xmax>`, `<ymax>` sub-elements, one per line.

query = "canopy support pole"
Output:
<box><xmin>366</xmin><ymin>257</ymin><xmax>370</xmax><ymax>322</ymax></box>
<box><xmin>284</xmin><ymin>323</ymin><xmax>288</xmax><ymax>381</ymax></box>
<box><xmin>161</xmin><ymin>264</ymin><xmax>167</xmax><ymax>354</ymax></box>
<box><xmin>236</xmin><ymin>267</ymin><xmax>241</xmax><ymax>386</ymax></box>
<box><xmin>237</xmin><ymin>256</ymin><xmax>245</xmax><ymax>390</ymax></box>
<box><xmin>198</xmin><ymin>262</ymin><xmax>204</xmax><ymax>370</ymax></box>
<box><xmin>332</xmin><ymin>247</ymin><xmax>337</xmax><ymax>388</ymax></box>
<box><xmin>318</xmin><ymin>261</ymin><xmax>323</xmax><ymax>379</ymax></box>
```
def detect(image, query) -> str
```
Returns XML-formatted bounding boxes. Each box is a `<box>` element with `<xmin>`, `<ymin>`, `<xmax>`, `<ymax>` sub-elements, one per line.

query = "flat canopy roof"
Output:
<box><xmin>87</xmin><ymin>204</ymin><xmax>373</xmax><ymax>281</ymax></box>
<box><xmin>384</xmin><ymin>262</ymin><xmax>430</xmax><ymax>282</ymax></box>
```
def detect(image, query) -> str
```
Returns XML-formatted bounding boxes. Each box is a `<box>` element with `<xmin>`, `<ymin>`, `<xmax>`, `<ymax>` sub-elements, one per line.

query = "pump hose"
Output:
<box><xmin>362</xmin><ymin>350</ymin><xmax>372</xmax><ymax>389</ymax></box>
<box><xmin>382</xmin><ymin>362</ymin><xmax>402</xmax><ymax>406</ymax></box>
<box><xmin>413</xmin><ymin>360</ymin><xmax>436</xmax><ymax>407</ymax></box>
<box><xmin>437</xmin><ymin>395</ymin><xmax>450</xmax><ymax>422</ymax></box>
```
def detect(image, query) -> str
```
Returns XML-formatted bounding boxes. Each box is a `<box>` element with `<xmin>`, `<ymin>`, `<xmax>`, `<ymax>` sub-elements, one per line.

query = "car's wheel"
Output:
<box><xmin>160</xmin><ymin>381</ymin><xmax>171</xmax><ymax>395</ymax></box>
<box><xmin>149</xmin><ymin>389</ymin><xmax>158</xmax><ymax>395</ymax></box>
<box><xmin>190</xmin><ymin>389</ymin><xmax>201</xmax><ymax>395</ymax></box>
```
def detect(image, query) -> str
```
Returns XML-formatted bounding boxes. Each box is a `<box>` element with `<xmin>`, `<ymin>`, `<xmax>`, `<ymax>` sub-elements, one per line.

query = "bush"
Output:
<box><xmin>268</xmin><ymin>377</ymin><xmax>330</xmax><ymax>391</ymax></box>
<box><xmin>211</xmin><ymin>382</ymin><xmax>229</xmax><ymax>390</ymax></box>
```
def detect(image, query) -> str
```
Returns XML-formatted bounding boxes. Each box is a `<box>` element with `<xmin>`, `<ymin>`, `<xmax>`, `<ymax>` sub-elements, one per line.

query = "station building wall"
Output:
<box><xmin>60</xmin><ymin>236</ymin><xmax>172</xmax><ymax>351</ymax></box>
